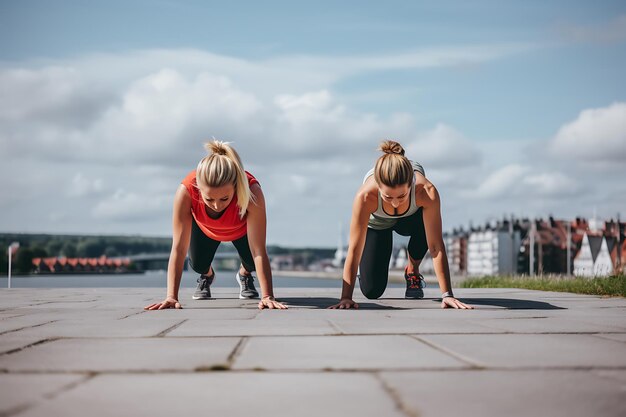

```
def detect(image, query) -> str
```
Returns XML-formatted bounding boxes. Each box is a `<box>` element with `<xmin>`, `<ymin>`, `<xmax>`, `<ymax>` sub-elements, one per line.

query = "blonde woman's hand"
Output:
<box><xmin>144</xmin><ymin>297</ymin><xmax>182</xmax><ymax>310</ymax></box>
<box><xmin>441</xmin><ymin>297</ymin><xmax>473</xmax><ymax>309</ymax></box>
<box><xmin>258</xmin><ymin>296</ymin><xmax>288</xmax><ymax>310</ymax></box>
<box><xmin>328</xmin><ymin>298</ymin><xmax>359</xmax><ymax>309</ymax></box>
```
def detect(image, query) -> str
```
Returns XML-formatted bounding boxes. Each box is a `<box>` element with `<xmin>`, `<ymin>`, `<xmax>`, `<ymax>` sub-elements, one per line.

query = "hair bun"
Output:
<box><xmin>379</xmin><ymin>140</ymin><xmax>405</xmax><ymax>156</ymax></box>
<box><xmin>204</xmin><ymin>140</ymin><xmax>229</xmax><ymax>156</ymax></box>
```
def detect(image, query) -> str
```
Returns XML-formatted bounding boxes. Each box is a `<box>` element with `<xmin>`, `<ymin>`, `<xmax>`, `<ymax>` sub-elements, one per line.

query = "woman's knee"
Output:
<box><xmin>360</xmin><ymin>284</ymin><xmax>385</xmax><ymax>300</ymax></box>
<box><xmin>188</xmin><ymin>258</ymin><xmax>210</xmax><ymax>275</ymax></box>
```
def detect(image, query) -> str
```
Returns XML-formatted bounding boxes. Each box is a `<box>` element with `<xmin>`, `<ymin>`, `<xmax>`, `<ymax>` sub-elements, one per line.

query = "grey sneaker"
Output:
<box><xmin>235</xmin><ymin>271</ymin><xmax>259</xmax><ymax>299</ymax></box>
<box><xmin>404</xmin><ymin>268</ymin><xmax>425</xmax><ymax>299</ymax></box>
<box><xmin>192</xmin><ymin>273</ymin><xmax>214</xmax><ymax>300</ymax></box>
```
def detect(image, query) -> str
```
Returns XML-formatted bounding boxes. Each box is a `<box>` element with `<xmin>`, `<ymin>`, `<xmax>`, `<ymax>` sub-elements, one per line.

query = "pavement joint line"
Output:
<box><xmin>0</xmin><ymin>403</ymin><xmax>31</xmax><ymax>417</ymax></box>
<box><xmin>117</xmin><ymin>310</ymin><xmax>147</xmax><ymax>320</ymax></box>
<box><xmin>226</xmin><ymin>337</ymin><xmax>247</xmax><ymax>369</ymax></box>
<box><xmin>25</xmin><ymin>299</ymin><xmax>99</xmax><ymax>305</ymax></box>
<box><xmin>0</xmin><ymin>338</ymin><xmax>59</xmax><ymax>357</ymax></box>
<box><xmin>409</xmin><ymin>334</ymin><xmax>485</xmax><ymax>369</ymax></box>
<box><xmin>147</xmin><ymin>331</ymin><xmax>626</xmax><ymax>338</ymax></box>
<box><xmin>0</xmin><ymin>320</ymin><xmax>59</xmax><ymax>337</ymax></box>
<box><xmin>154</xmin><ymin>319</ymin><xmax>188</xmax><ymax>337</ymax></box>
<box><xmin>325</xmin><ymin>319</ymin><xmax>344</xmax><ymax>334</ymax></box>
<box><xmin>2</xmin><ymin>366</ymin><xmax>626</xmax><ymax>375</ymax></box>
<box><xmin>0</xmin><ymin>373</ymin><xmax>97</xmax><ymax>417</ymax></box>
<box><xmin>44</xmin><ymin>373</ymin><xmax>97</xmax><ymax>400</ymax></box>
<box><xmin>374</xmin><ymin>372</ymin><xmax>420</xmax><ymax>417</ymax></box>
<box><xmin>0</xmin><ymin>314</ymin><xmax>25</xmax><ymax>321</ymax></box>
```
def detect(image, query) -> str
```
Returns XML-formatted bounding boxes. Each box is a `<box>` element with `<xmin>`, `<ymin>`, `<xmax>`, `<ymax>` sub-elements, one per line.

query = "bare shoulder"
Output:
<box><xmin>248</xmin><ymin>183</ymin><xmax>266</xmax><ymax>213</ymax></box>
<box><xmin>174</xmin><ymin>184</ymin><xmax>192</xmax><ymax>206</ymax></box>
<box><xmin>250</xmin><ymin>182</ymin><xmax>264</xmax><ymax>198</ymax></box>
<box><xmin>355</xmin><ymin>177</ymin><xmax>379</xmax><ymax>213</ymax></box>
<box><xmin>415</xmin><ymin>176</ymin><xmax>440</xmax><ymax>207</ymax></box>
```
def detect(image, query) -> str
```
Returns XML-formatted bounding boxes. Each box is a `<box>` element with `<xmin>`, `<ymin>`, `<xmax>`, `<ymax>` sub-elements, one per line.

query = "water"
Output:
<box><xmin>0</xmin><ymin>271</ymin><xmax>404</xmax><ymax>289</ymax></box>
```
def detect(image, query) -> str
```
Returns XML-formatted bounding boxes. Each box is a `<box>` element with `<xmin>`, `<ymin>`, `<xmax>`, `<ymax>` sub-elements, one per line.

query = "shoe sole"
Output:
<box><xmin>192</xmin><ymin>295</ymin><xmax>211</xmax><ymax>300</ymax></box>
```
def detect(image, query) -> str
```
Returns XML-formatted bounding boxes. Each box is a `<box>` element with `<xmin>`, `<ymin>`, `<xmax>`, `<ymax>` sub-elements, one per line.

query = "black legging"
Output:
<box><xmin>188</xmin><ymin>217</ymin><xmax>255</xmax><ymax>275</ymax></box>
<box><xmin>359</xmin><ymin>208</ymin><xmax>428</xmax><ymax>299</ymax></box>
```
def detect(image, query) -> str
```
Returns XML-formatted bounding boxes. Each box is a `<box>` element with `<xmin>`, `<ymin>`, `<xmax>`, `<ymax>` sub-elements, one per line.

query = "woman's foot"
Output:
<box><xmin>192</xmin><ymin>272</ymin><xmax>215</xmax><ymax>300</ymax></box>
<box><xmin>235</xmin><ymin>270</ymin><xmax>259</xmax><ymax>299</ymax></box>
<box><xmin>404</xmin><ymin>267</ymin><xmax>425</xmax><ymax>299</ymax></box>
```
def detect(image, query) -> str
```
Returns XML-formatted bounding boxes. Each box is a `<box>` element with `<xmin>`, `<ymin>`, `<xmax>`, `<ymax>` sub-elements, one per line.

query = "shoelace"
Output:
<box><xmin>406</xmin><ymin>273</ymin><xmax>423</xmax><ymax>289</ymax></box>
<box><xmin>240</xmin><ymin>274</ymin><xmax>253</xmax><ymax>291</ymax></box>
<box><xmin>197</xmin><ymin>275</ymin><xmax>211</xmax><ymax>290</ymax></box>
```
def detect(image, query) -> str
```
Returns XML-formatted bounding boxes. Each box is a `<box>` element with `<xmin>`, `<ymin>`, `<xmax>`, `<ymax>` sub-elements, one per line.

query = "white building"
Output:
<box><xmin>467</xmin><ymin>230</ymin><xmax>520</xmax><ymax>276</ymax></box>
<box><xmin>573</xmin><ymin>233</ymin><xmax>595</xmax><ymax>276</ymax></box>
<box><xmin>593</xmin><ymin>238</ymin><xmax>614</xmax><ymax>276</ymax></box>
<box><xmin>574</xmin><ymin>232</ymin><xmax>614</xmax><ymax>277</ymax></box>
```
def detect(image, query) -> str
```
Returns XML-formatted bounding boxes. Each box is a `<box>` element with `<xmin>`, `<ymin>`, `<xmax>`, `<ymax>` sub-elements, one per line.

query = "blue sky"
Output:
<box><xmin>1</xmin><ymin>0</ymin><xmax>625</xmax><ymax>246</ymax></box>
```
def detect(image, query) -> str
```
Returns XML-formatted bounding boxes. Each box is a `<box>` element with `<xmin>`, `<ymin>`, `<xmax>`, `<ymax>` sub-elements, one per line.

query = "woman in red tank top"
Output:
<box><xmin>144</xmin><ymin>141</ymin><xmax>287</xmax><ymax>310</ymax></box>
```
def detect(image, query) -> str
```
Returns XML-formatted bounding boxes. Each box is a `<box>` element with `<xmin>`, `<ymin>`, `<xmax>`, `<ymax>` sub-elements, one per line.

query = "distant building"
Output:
<box><xmin>573</xmin><ymin>233</ymin><xmax>596</xmax><ymax>276</ymax></box>
<box><xmin>574</xmin><ymin>233</ymin><xmax>619</xmax><ymax>277</ymax></box>
<box><xmin>467</xmin><ymin>228</ymin><xmax>520</xmax><ymax>276</ymax></box>
<box><xmin>444</xmin><ymin>231</ymin><xmax>468</xmax><ymax>275</ymax></box>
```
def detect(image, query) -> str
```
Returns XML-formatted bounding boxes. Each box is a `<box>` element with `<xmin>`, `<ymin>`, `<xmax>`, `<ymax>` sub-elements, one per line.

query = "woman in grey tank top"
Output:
<box><xmin>329</xmin><ymin>140</ymin><xmax>472</xmax><ymax>310</ymax></box>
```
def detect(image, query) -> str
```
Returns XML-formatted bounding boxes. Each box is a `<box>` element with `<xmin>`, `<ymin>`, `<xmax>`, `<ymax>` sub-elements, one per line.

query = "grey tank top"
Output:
<box><xmin>363</xmin><ymin>161</ymin><xmax>425</xmax><ymax>230</ymax></box>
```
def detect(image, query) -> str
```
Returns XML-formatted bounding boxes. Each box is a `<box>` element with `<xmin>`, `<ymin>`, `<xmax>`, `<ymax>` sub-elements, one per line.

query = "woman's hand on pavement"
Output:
<box><xmin>258</xmin><ymin>296</ymin><xmax>288</xmax><ymax>310</ymax></box>
<box><xmin>441</xmin><ymin>297</ymin><xmax>473</xmax><ymax>309</ymax></box>
<box><xmin>328</xmin><ymin>298</ymin><xmax>359</xmax><ymax>309</ymax></box>
<box><xmin>144</xmin><ymin>297</ymin><xmax>182</xmax><ymax>310</ymax></box>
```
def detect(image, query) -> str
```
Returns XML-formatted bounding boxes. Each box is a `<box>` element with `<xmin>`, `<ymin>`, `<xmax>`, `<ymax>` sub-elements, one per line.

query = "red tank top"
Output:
<box><xmin>181</xmin><ymin>170</ymin><xmax>259</xmax><ymax>242</ymax></box>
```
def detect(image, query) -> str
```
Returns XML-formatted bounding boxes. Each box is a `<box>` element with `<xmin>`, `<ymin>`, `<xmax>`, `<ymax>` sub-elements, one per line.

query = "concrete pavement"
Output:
<box><xmin>0</xmin><ymin>286</ymin><xmax>624</xmax><ymax>417</ymax></box>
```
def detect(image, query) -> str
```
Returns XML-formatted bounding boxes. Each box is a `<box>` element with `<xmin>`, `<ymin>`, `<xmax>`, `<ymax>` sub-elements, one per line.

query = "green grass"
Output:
<box><xmin>460</xmin><ymin>274</ymin><xmax>625</xmax><ymax>297</ymax></box>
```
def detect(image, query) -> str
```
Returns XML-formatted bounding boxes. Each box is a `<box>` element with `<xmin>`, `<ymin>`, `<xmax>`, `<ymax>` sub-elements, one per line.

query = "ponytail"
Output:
<box><xmin>196</xmin><ymin>140</ymin><xmax>254</xmax><ymax>218</ymax></box>
<box><xmin>374</xmin><ymin>140</ymin><xmax>413</xmax><ymax>187</ymax></box>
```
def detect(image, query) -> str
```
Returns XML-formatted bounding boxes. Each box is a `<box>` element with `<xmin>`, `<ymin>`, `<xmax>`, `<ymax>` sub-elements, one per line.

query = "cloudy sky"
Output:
<box><xmin>1</xmin><ymin>0</ymin><xmax>625</xmax><ymax>247</ymax></box>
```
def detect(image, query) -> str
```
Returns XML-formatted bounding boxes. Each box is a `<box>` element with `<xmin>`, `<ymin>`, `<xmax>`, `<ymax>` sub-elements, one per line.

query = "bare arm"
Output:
<box><xmin>246</xmin><ymin>184</ymin><xmax>287</xmax><ymax>310</ymax></box>
<box><xmin>144</xmin><ymin>185</ymin><xmax>192</xmax><ymax>310</ymax></box>
<box><xmin>329</xmin><ymin>186</ymin><xmax>374</xmax><ymax>309</ymax></box>
<box><xmin>421</xmin><ymin>184</ymin><xmax>473</xmax><ymax>309</ymax></box>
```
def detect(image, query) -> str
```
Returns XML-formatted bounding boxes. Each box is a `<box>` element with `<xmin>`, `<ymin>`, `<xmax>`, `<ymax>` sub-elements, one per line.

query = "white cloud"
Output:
<box><xmin>472</xmin><ymin>164</ymin><xmax>530</xmax><ymax>199</ymax></box>
<box><xmin>522</xmin><ymin>172</ymin><xmax>580</xmax><ymax>197</ymax></box>
<box><xmin>92</xmin><ymin>189</ymin><xmax>170</xmax><ymax>221</ymax></box>
<box><xmin>549</xmin><ymin>102</ymin><xmax>626</xmax><ymax>164</ymax></box>
<box><xmin>0</xmin><ymin>46</ymin><xmax>621</xmax><ymax>245</ymax></box>
<box><xmin>405</xmin><ymin>123</ymin><xmax>482</xmax><ymax>169</ymax></box>
<box><xmin>469</xmin><ymin>164</ymin><xmax>581</xmax><ymax>200</ymax></box>
<box><xmin>67</xmin><ymin>173</ymin><xmax>104</xmax><ymax>197</ymax></box>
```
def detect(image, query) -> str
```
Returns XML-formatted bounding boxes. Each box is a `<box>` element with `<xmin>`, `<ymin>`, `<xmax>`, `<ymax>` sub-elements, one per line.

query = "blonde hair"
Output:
<box><xmin>374</xmin><ymin>140</ymin><xmax>413</xmax><ymax>187</ymax></box>
<box><xmin>196</xmin><ymin>140</ymin><xmax>254</xmax><ymax>218</ymax></box>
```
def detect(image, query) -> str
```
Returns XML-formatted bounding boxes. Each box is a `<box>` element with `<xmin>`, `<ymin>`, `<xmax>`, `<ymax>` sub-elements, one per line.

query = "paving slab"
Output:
<box><xmin>419</xmin><ymin>334</ymin><xmax>626</xmax><ymax>368</ymax></box>
<box><xmin>167</xmin><ymin>318</ymin><xmax>339</xmax><ymax>336</ymax></box>
<box><xmin>380</xmin><ymin>370</ymin><xmax>626</xmax><ymax>417</ymax></box>
<box><xmin>0</xmin><ymin>374</ymin><xmax>86</xmax><ymax>415</ymax></box>
<box><xmin>330</xmin><ymin>316</ymin><xmax>505</xmax><ymax>334</ymax></box>
<box><xmin>0</xmin><ymin>286</ymin><xmax>624</xmax><ymax>417</ymax></box>
<box><xmin>134</xmin><ymin>307</ymin><xmax>260</xmax><ymax>320</ymax></box>
<box><xmin>8</xmin><ymin>317</ymin><xmax>184</xmax><ymax>338</ymax></box>
<box><xmin>15</xmin><ymin>373</ymin><xmax>404</xmax><ymax>417</ymax></box>
<box><xmin>0</xmin><ymin>337</ymin><xmax>241</xmax><ymax>372</ymax></box>
<box><xmin>233</xmin><ymin>335</ymin><xmax>468</xmax><ymax>370</ymax></box>
<box><xmin>474</xmin><ymin>316</ymin><xmax>626</xmax><ymax>333</ymax></box>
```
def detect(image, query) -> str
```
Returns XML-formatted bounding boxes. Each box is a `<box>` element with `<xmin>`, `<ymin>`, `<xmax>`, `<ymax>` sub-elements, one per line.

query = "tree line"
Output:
<box><xmin>1</xmin><ymin>233</ymin><xmax>336</xmax><ymax>275</ymax></box>
<box><xmin>0</xmin><ymin>234</ymin><xmax>171</xmax><ymax>274</ymax></box>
